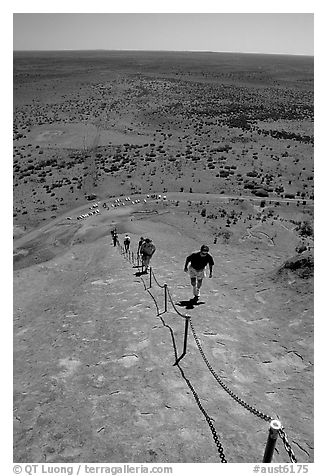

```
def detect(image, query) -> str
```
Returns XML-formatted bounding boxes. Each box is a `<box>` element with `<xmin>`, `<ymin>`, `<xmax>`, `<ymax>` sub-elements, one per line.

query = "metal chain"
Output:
<box><xmin>117</xmin><ymin>246</ymin><xmax>297</xmax><ymax>463</ymax></box>
<box><xmin>177</xmin><ymin>365</ymin><xmax>227</xmax><ymax>462</ymax></box>
<box><xmin>190</xmin><ymin>320</ymin><xmax>298</xmax><ymax>462</ymax></box>
<box><xmin>189</xmin><ymin>319</ymin><xmax>272</xmax><ymax>423</ymax></box>
<box><xmin>151</xmin><ymin>269</ymin><xmax>166</xmax><ymax>288</ymax></box>
<box><xmin>166</xmin><ymin>287</ymin><xmax>191</xmax><ymax>319</ymax></box>
<box><xmin>279</xmin><ymin>427</ymin><xmax>298</xmax><ymax>463</ymax></box>
<box><xmin>145</xmin><ymin>287</ymin><xmax>161</xmax><ymax>316</ymax></box>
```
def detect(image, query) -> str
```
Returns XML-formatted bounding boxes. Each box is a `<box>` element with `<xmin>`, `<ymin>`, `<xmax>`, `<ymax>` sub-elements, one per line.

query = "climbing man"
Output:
<box><xmin>184</xmin><ymin>244</ymin><xmax>214</xmax><ymax>303</ymax></box>
<box><xmin>124</xmin><ymin>234</ymin><xmax>131</xmax><ymax>253</ymax></box>
<box><xmin>139</xmin><ymin>238</ymin><xmax>156</xmax><ymax>273</ymax></box>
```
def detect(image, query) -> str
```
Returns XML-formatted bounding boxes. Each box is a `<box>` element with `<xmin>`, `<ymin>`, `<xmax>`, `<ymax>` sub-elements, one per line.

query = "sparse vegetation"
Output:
<box><xmin>13</xmin><ymin>51</ymin><xmax>313</xmax><ymax>464</ymax></box>
<box><xmin>13</xmin><ymin>51</ymin><xmax>313</xmax><ymax>250</ymax></box>
<box><xmin>295</xmin><ymin>221</ymin><xmax>314</xmax><ymax>238</ymax></box>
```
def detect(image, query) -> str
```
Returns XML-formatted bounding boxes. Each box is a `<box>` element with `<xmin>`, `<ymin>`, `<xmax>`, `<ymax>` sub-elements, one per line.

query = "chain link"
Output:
<box><xmin>279</xmin><ymin>427</ymin><xmax>298</xmax><ymax>463</ymax></box>
<box><xmin>166</xmin><ymin>287</ymin><xmax>191</xmax><ymax>319</ymax></box>
<box><xmin>190</xmin><ymin>319</ymin><xmax>272</xmax><ymax>422</ymax></box>
<box><xmin>190</xmin><ymin>319</ymin><xmax>299</xmax><ymax>462</ymax></box>
<box><xmin>118</xmin><ymin>246</ymin><xmax>298</xmax><ymax>463</ymax></box>
<box><xmin>179</xmin><ymin>366</ymin><xmax>227</xmax><ymax>462</ymax></box>
<box><xmin>151</xmin><ymin>269</ymin><xmax>166</xmax><ymax>288</ymax></box>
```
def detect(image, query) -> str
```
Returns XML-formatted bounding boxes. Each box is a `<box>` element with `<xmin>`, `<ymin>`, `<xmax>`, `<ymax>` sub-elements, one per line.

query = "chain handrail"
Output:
<box><xmin>189</xmin><ymin>319</ymin><xmax>272</xmax><ymax>422</ymax></box>
<box><xmin>118</xmin><ymin>245</ymin><xmax>299</xmax><ymax>463</ymax></box>
<box><xmin>119</xmin><ymin>247</ymin><xmax>227</xmax><ymax>460</ymax></box>
<box><xmin>177</xmin><ymin>364</ymin><xmax>227</xmax><ymax>462</ymax></box>
<box><xmin>166</xmin><ymin>286</ymin><xmax>191</xmax><ymax>319</ymax></box>
<box><xmin>145</xmin><ymin>287</ymin><xmax>161</xmax><ymax>316</ymax></box>
<box><xmin>279</xmin><ymin>427</ymin><xmax>298</xmax><ymax>463</ymax></box>
<box><xmin>151</xmin><ymin>269</ymin><xmax>166</xmax><ymax>289</ymax></box>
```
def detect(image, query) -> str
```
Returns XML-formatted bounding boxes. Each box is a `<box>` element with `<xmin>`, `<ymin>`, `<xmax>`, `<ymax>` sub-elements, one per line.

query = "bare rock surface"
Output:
<box><xmin>13</xmin><ymin>205</ymin><xmax>313</xmax><ymax>463</ymax></box>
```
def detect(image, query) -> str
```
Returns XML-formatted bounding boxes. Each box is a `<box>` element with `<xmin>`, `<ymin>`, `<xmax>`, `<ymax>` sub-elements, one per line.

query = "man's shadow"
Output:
<box><xmin>134</xmin><ymin>270</ymin><xmax>148</xmax><ymax>277</ymax></box>
<box><xmin>176</xmin><ymin>299</ymin><xmax>205</xmax><ymax>310</ymax></box>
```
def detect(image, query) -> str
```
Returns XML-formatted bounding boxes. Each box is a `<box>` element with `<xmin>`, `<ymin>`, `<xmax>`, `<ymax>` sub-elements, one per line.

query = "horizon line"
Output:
<box><xmin>13</xmin><ymin>48</ymin><xmax>314</xmax><ymax>57</ymax></box>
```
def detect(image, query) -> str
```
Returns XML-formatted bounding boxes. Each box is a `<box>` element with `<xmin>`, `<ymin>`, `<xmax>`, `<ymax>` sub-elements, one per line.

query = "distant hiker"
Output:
<box><xmin>112</xmin><ymin>230</ymin><xmax>118</xmax><ymax>247</ymax></box>
<box><xmin>139</xmin><ymin>238</ymin><xmax>156</xmax><ymax>273</ymax></box>
<box><xmin>184</xmin><ymin>245</ymin><xmax>214</xmax><ymax>302</ymax></box>
<box><xmin>137</xmin><ymin>236</ymin><xmax>145</xmax><ymax>256</ymax></box>
<box><xmin>124</xmin><ymin>235</ymin><xmax>131</xmax><ymax>253</ymax></box>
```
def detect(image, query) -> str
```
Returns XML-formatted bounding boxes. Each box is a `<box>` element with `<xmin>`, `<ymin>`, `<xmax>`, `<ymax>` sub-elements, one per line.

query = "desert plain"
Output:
<box><xmin>13</xmin><ymin>51</ymin><xmax>313</xmax><ymax>463</ymax></box>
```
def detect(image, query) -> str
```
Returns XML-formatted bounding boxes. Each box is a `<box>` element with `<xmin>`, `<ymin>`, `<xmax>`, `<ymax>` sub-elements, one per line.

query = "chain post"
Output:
<box><xmin>262</xmin><ymin>419</ymin><xmax>282</xmax><ymax>463</ymax></box>
<box><xmin>164</xmin><ymin>284</ymin><xmax>167</xmax><ymax>313</ymax></box>
<box><xmin>149</xmin><ymin>267</ymin><xmax>152</xmax><ymax>288</ymax></box>
<box><xmin>174</xmin><ymin>316</ymin><xmax>190</xmax><ymax>366</ymax></box>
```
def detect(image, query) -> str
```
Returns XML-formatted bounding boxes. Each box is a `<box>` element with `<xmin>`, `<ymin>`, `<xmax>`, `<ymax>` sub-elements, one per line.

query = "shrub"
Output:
<box><xmin>296</xmin><ymin>221</ymin><xmax>313</xmax><ymax>238</ymax></box>
<box><xmin>253</xmin><ymin>189</ymin><xmax>269</xmax><ymax>197</ymax></box>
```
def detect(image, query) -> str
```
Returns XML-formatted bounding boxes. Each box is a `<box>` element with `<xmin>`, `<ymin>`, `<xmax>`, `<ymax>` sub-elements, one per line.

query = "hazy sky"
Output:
<box><xmin>13</xmin><ymin>13</ymin><xmax>314</xmax><ymax>55</ymax></box>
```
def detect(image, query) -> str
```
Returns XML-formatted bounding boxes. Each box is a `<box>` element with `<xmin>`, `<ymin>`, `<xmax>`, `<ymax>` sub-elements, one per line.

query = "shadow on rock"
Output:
<box><xmin>134</xmin><ymin>270</ymin><xmax>148</xmax><ymax>277</ymax></box>
<box><xmin>176</xmin><ymin>299</ymin><xmax>205</xmax><ymax>310</ymax></box>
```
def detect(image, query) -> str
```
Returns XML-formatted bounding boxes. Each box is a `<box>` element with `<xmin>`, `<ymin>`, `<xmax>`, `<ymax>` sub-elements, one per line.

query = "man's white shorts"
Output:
<box><xmin>189</xmin><ymin>266</ymin><xmax>205</xmax><ymax>279</ymax></box>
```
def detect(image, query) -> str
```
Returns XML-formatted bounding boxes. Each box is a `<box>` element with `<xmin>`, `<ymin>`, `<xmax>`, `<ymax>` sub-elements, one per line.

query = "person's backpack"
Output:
<box><xmin>124</xmin><ymin>236</ymin><xmax>130</xmax><ymax>244</ymax></box>
<box><xmin>141</xmin><ymin>241</ymin><xmax>155</xmax><ymax>256</ymax></box>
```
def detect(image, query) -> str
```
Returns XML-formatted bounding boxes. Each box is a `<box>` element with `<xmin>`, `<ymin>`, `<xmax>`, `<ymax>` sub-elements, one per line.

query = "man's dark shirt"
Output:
<box><xmin>186</xmin><ymin>252</ymin><xmax>214</xmax><ymax>270</ymax></box>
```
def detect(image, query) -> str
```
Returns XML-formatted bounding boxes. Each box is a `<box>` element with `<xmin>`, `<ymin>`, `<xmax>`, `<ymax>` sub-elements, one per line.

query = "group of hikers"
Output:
<box><xmin>110</xmin><ymin>229</ymin><xmax>156</xmax><ymax>273</ymax></box>
<box><xmin>110</xmin><ymin>228</ymin><xmax>214</xmax><ymax>302</ymax></box>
